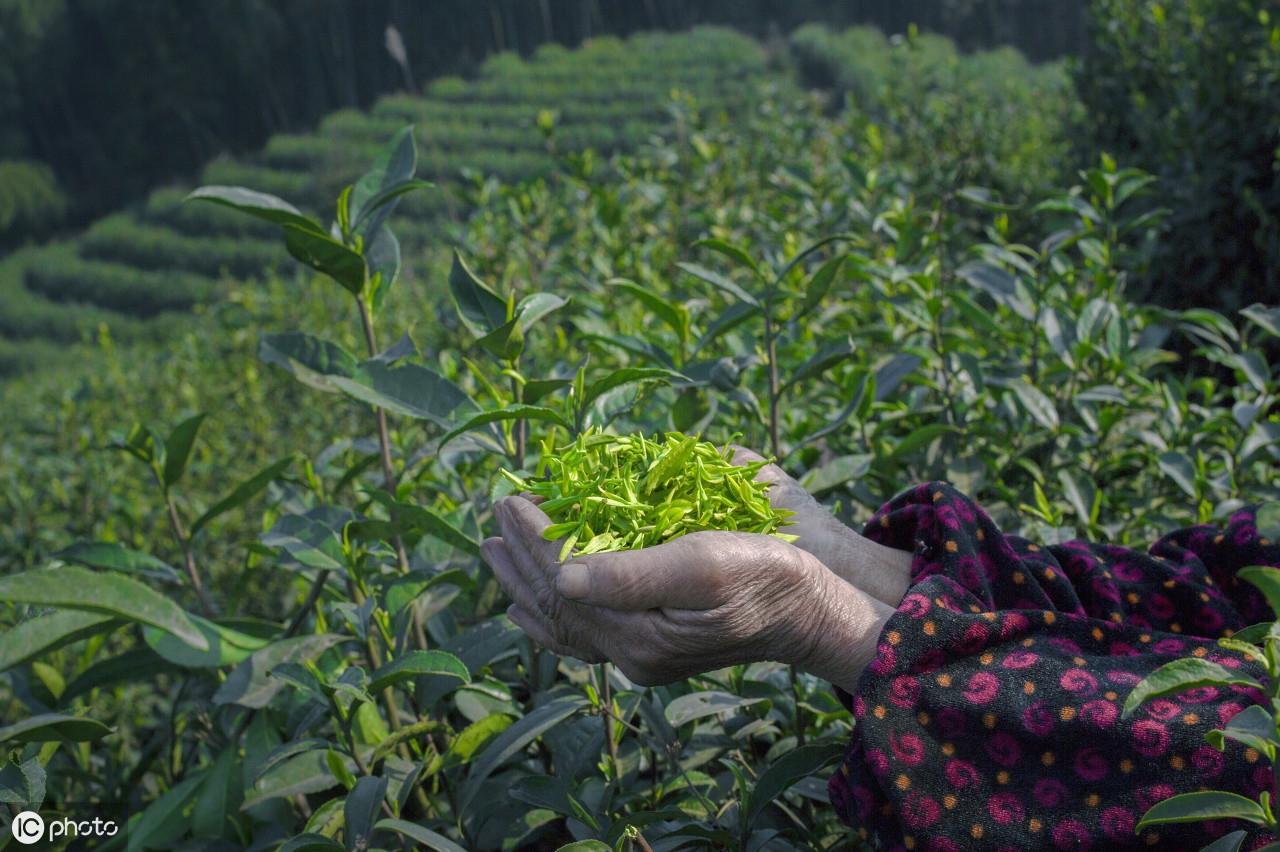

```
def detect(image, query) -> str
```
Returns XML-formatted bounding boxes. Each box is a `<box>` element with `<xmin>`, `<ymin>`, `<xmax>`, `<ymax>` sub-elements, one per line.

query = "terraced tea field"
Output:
<box><xmin>0</xmin><ymin>27</ymin><xmax>766</xmax><ymax>376</ymax></box>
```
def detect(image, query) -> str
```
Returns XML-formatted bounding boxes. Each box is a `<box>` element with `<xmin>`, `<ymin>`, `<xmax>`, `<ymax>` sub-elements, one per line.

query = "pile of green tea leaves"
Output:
<box><xmin>502</xmin><ymin>429</ymin><xmax>797</xmax><ymax>559</ymax></box>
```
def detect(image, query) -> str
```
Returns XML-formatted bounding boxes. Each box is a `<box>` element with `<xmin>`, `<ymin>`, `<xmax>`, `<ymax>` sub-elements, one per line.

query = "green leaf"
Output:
<box><xmin>365</xmin><ymin>225</ymin><xmax>401</xmax><ymax>312</ymax></box>
<box><xmin>284</xmin><ymin>224</ymin><xmax>366</xmax><ymax>295</ymax></box>
<box><xmin>0</xmin><ymin>611</ymin><xmax>119</xmax><ymax>670</ymax></box>
<box><xmin>0</xmin><ymin>713</ymin><xmax>111</xmax><ymax>744</ymax></box>
<box><xmin>554</xmin><ymin>842</ymin><xmax>610</xmax><ymax>851</ymax></box>
<box><xmin>279</xmin><ymin>834</ymin><xmax>345</xmax><ymax>852</ymax></box>
<box><xmin>783</xmin><ymin>338</ymin><xmax>856</xmax><ymax>391</ymax></box>
<box><xmin>330</xmin><ymin>361</ymin><xmax>478</xmax><ymax>429</ymax></box>
<box><xmin>186</xmin><ymin>185</ymin><xmax>322</xmax><ymax>232</ymax></box>
<box><xmin>515</xmin><ymin>292</ymin><xmax>568</xmax><ymax>329</ymax></box>
<box><xmin>744</xmin><ymin>740</ymin><xmax>846</xmax><ymax>829</ymax></box>
<box><xmin>1239</xmin><ymin>566</ymin><xmax>1280</xmax><ymax>620</ymax></box>
<box><xmin>1242</xmin><ymin>304</ymin><xmax>1280</xmax><ymax>339</ymax></box>
<box><xmin>262</xmin><ymin>513</ymin><xmax>346</xmax><ymax>571</ymax></box>
<box><xmin>457</xmin><ymin>697</ymin><xmax>587</xmax><ymax>815</ymax></box>
<box><xmin>522</xmin><ymin>378</ymin><xmax>572</xmax><ymax>405</ymax></box>
<box><xmin>354</xmin><ymin>179</ymin><xmax>432</xmax><ymax>240</ymax></box>
<box><xmin>1122</xmin><ymin>658</ymin><xmax>1264</xmax><ymax>717</ymax></box>
<box><xmin>0</xmin><ymin>755</ymin><xmax>45</xmax><ymax>807</ymax></box>
<box><xmin>450</xmin><ymin>250</ymin><xmax>507</xmax><ymax>336</ymax></box>
<box><xmin>1257</xmin><ymin>503</ymin><xmax>1280</xmax><ymax>541</ymax></box>
<box><xmin>435</xmin><ymin>714</ymin><xmax>514</xmax><ymax>773</ymax></box>
<box><xmin>351</xmin><ymin>126</ymin><xmax>418</xmax><ymax>238</ymax></box>
<box><xmin>609</xmin><ymin>279</ymin><xmax>688</xmax><ymax>341</ymax></box>
<box><xmin>1201</xmin><ymin>830</ymin><xmax>1248</xmax><ymax>852</ymax></box>
<box><xmin>476</xmin><ymin>316</ymin><xmax>524</xmax><ymax>360</ymax></box>
<box><xmin>676</xmin><ymin>261</ymin><xmax>760</xmax><ymax>307</ymax></box>
<box><xmin>1057</xmin><ymin>469</ymin><xmax>1098</xmax><ymax>524</ymax></box>
<box><xmin>583</xmin><ymin>368</ymin><xmax>685</xmax><ymax>408</ymax></box>
<box><xmin>110</xmin><ymin>421</ymin><xmax>162</xmax><ymax>469</ymax></box>
<box><xmin>193</xmin><ymin>745</ymin><xmax>240</xmax><ymax>839</ymax></box>
<box><xmin>259</xmin><ymin>332</ymin><xmax>361</xmax><ymax>393</ymax></box>
<box><xmin>956</xmin><ymin>186</ymin><xmax>1017</xmax><ymax>211</ymax></box>
<box><xmin>773</xmin><ymin>233</ymin><xmax>857</xmax><ymax>285</ymax></box>
<box><xmin>1232</xmin><ymin>622</ymin><xmax>1273</xmax><ymax>644</ymax></box>
<box><xmin>163</xmin><ymin>412</ymin><xmax>206</xmax><ymax>488</ymax></box>
<box><xmin>191</xmin><ymin>455</ymin><xmax>297</xmax><ymax>537</ymax></box>
<box><xmin>890</xmin><ymin>424</ymin><xmax>958</xmax><ymax>458</ymax></box>
<box><xmin>59</xmin><ymin>648</ymin><xmax>177</xmax><ymax>704</ymax></box>
<box><xmin>1157</xmin><ymin>451</ymin><xmax>1199</xmax><ymax>499</ymax></box>
<box><xmin>0</xmin><ymin>565</ymin><xmax>207</xmax><ymax>651</ymax></box>
<box><xmin>1009</xmin><ymin>380</ymin><xmax>1059</xmax><ymax>430</ymax></box>
<box><xmin>1135</xmin><ymin>791</ymin><xmax>1266</xmax><ymax>830</ymax></box>
<box><xmin>369</xmin><ymin>651</ymin><xmax>470</xmax><ymax>693</ymax></box>
<box><xmin>344</xmin><ymin>776</ymin><xmax>388</xmax><ymax>852</ymax></box>
<box><xmin>127</xmin><ymin>773</ymin><xmax>206</xmax><ymax>850</ymax></box>
<box><xmin>54</xmin><ymin>541</ymin><xmax>179</xmax><ymax>583</ymax></box>
<box><xmin>694</xmin><ymin>238</ymin><xmax>759</xmax><ymax>274</ymax></box>
<box><xmin>1179</xmin><ymin>308</ymin><xmax>1240</xmax><ymax>344</ymax></box>
<box><xmin>243</xmin><ymin>747</ymin><xmax>350</xmax><ymax>809</ymax></box>
<box><xmin>1205</xmin><ymin>705</ymin><xmax>1276</xmax><ymax>760</ymax></box>
<box><xmin>437</xmin><ymin>405</ymin><xmax>571</xmax><ymax>452</ymax></box>
<box><xmin>795</xmin><ymin>254</ymin><xmax>845</xmax><ymax>320</ymax></box>
<box><xmin>143</xmin><ymin>615</ymin><xmax>274</xmax><ymax>668</ymax></box>
<box><xmin>957</xmin><ymin>262</ymin><xmax>1033</xmax><ymax>320</ymax></box>
<box><xmin>375</xmin><ymin>819</ymin><xmax>467</xmax><ymax>852</ymax></box>
<box><xmin>664</xmin><ymin>691</ymin><xmax>765</xmax><ymax>726</ymax></box>
<box><xmin>365</xmin><ymin>491</ymin><xmax>481</xmax><ymax>557</ymax></box>
<box><xmin>694</xmin><ymin>300</ymin><xmax>761</xmax><ymax>353</ymax></box>
<box><xmin>214</xmin><ymin>634</ymin><xmax>345</xmax><ymax>708</ymax></box>
<box><xmin>799</xmin><ymin>454</ymin><xmax>872</xmax><ymax>496</ymax></box>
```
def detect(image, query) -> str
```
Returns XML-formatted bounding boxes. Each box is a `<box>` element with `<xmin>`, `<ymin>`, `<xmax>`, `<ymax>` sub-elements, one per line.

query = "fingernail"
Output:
<box><xmin>558</xmin><ymin>563</ymin><xmax>590</xmax><ymax>599</ymax></box>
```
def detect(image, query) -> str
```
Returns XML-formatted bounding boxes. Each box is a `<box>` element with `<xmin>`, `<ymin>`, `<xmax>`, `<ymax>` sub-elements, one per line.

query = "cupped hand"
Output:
<box><xmin>482</xmin><ymin>496</ymin><xmax>893</xmax><ymax>691</ymax></box>
<box><xmin>729</xmin><ymin>447</ymin><xmax>912</xmax><ymax>607</ymax></box>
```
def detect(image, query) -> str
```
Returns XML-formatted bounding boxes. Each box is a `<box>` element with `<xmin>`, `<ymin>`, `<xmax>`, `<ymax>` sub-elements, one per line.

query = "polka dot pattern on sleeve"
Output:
<box><xmin>829</xmin><ymin>482</ymin><xmax>1277</xmax><ymax>851</ymax></box>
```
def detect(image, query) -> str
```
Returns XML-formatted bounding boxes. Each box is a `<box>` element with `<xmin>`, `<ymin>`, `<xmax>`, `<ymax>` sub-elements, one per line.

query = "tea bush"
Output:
<box><xmin>80</xmin><ymin>215</ymin><xmax>283</xmax><ymax>280</ymax></box>
<box><xmin>788</xmin><ymin>24</ymin><xmax>1078</xmax><ymax>201</ymax></box>
<box><xmin>23</xmin><ymin>253</ymin><xmax>219</xmax><ymax>317</ymax></box>
<box><xmin>0</xmin><ymin>27</ymin><xmax>766</xmax><ymax>375</ymax></box>
<box><xmin>1</xmin><ymin>50</ymin><xmax>1278</xmax><ymax>848</ymax></box>
<box><xmin>1074</xmin><ymin>0</ymin><xmax>1280</xmax><ymax>308</ymax></box>
<box><xmin>0</xmin><ymin>158</ymin><xmax>65</xmax><ymax>244</ymax></box>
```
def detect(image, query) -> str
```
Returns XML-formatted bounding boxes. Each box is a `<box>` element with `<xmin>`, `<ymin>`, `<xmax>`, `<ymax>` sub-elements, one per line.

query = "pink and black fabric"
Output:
<box><xmin>829</xmin><ymin>482</ymin><xmax>1277</xmax><ymax>851</ymax></box>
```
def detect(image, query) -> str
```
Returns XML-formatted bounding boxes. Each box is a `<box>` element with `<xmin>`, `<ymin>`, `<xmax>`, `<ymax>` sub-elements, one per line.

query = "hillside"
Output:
<box><xmin>0</xmin><ymin>27</ymin><xmax>766</xmax><ymax>377</ymax></box>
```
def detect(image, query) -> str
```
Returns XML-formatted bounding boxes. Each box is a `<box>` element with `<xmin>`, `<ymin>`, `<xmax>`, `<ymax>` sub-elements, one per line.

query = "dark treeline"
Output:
<box><xmin>0</xmin><ymin>0</ymin><xmax>1086</xmax><ymax>241</ymax></box>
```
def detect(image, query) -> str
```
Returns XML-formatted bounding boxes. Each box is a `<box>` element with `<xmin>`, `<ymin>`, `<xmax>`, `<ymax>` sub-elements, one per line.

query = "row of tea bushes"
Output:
<box><xmin>0</xmin><ymin>27</ymin><xmax>767</xmax><ymax>377</ymax></box>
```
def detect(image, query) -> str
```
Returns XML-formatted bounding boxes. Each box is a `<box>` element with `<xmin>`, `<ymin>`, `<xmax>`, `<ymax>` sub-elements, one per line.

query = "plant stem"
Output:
<box><xmin>510</xmin><ymin>371</ymin><xmax>526</xmax><ymax>470</ymax></box>
<box><xmin>349</xmin><ymin>579</ymin><xmax>403</xmax><ymax>732</ymax></box>
<box><xmin>162</xmin><ymin>491</ymin><xmax>214</xmax><ymax>617</ymax></box>
<box><xmin>356</xmin><ymin>294</ymin><xmax>412</xmax><ymax>575</ymax></box>
<box><xmin>599</xmin><ymin>663</ymin><xmax>619</xmax><ymax>781</ymax></box>
<box><xmin>763</xmin><ymin>310</ymin><xmax>781</xmax><ymax>458</ymax></box>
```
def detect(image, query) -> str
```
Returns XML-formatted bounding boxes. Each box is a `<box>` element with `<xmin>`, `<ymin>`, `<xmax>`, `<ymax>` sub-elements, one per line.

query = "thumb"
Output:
<box><xmin>556</xmin><ymin>533</ymin><xmax>728</xmax><ymax>611</ymax></box>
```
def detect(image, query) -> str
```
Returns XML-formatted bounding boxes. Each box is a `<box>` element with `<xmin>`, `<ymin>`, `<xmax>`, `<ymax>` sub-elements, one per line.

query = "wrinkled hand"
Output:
<box><xmin>482</xmin><ymin>496</ymin><xmax>893</xmax><ymax>691</ymax></box>
<box><xmin>729</xmin><ymin>447</ymin><xmax>911</xmax><ymax>608</ymax></box>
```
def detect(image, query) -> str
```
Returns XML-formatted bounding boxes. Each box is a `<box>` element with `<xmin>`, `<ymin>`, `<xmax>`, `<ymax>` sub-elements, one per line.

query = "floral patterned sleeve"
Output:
<box><xmin>828</xmin><ymin>482</ymin><xmax>1277</xmax><ymax>852</ymax></box>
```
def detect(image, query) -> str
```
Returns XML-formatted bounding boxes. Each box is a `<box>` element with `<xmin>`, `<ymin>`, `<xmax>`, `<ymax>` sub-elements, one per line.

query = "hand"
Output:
<box><xmin>729</xmin><ymin>447</ymin><xmax>912</xmax><ymax>608</ymax></box>
<box><xmin>482</xmin><ymin>496</ymin><xmax>894</xmax><ymax>692</ymax></box>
